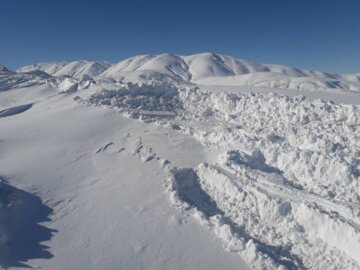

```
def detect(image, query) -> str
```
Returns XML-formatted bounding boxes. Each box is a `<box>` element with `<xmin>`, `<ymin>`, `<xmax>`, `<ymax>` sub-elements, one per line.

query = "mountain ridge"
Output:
<box><xmin>17</xmin><ymin>60</ymin><xmax>111</xmax><ymax>79</ymax></box>
<box><xmin>11</xmin><ymin>53</ymin><xmax>360</xmax><ymax>91</ymax></box>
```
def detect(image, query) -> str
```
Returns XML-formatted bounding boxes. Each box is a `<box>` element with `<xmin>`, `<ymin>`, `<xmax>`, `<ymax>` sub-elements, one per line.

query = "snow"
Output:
<box><xmin>0</xmin><ymin>67</ymin><xmax>49</xmax><ymax>92</ymax></box>
<box><xmin>16</xmin><ymin>53</ymin><xmax>360</xmax><ymax>91</ymax></box>
<box><xmin>99</xmin><ymin>52</ymin><xmax>360</xmax><ymax>91</ymax></box>
<box><xmin>82</xmin><ymin>82</ymin><xmax>360</xmax><ymax>269</ymax></box>
<box><xmin>0</xmin><ymin>89</ymin><xmax>248</xmax><ymax>270</ymax></box>
<box><xmin>0</xmin><ymin>103</ymin><xmax>32</xmax><ymax>118</ymax></box>
<box><xmin>0</xmin><ymin>65</ymin><xmax>10</xmax><ymax>73</ymax></box>
<box><xmin>57</xmin><ymin>77</ymin><xmax>78</xmax><ymax>93</ymax></box>
<box><xmin>18</xmin><ymin>61</ymin><xmax>110</xmax><ymax>80</ymax></box>
<box><xmin>1</xmin><ymin>53</ymin><xmax>360</xmax><ymax>269</ymax></box>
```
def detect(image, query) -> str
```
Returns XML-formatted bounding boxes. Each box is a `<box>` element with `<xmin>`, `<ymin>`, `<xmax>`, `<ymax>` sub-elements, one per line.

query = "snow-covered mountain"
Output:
<box><xmin>16</xmin><ymin>53</ymin><xmax>360</xmax><ymax>91</ymax></box>
<box><xmin>18</xmin><ymin>60</ymin><xmax>111</xmax><ymax>79</ymax></box>
<box><xmin>0</xmin><ymin>64</ymin><xmax>52</xmax><ymax>92</ymax></box>
<box><xmin>0</xmin><ymin>65</ymin><xmax>11</xmax><ymax>73</ymax></box>
<box><xmin>102</xmin><ymin>53</ymin><xmax>360</xmax><ymax>91</ymax></box>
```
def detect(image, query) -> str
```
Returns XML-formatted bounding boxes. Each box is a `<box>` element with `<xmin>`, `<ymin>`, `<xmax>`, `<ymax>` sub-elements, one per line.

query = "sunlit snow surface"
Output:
<box><xmin>82</xmin><ymin>83</ymin><xmax>360</xmax><ymax>269</ymax></box>
<box><xmin>1</xmin><ymin>54</ymin><xmax>360</xmax><ymax>269</ymax></box>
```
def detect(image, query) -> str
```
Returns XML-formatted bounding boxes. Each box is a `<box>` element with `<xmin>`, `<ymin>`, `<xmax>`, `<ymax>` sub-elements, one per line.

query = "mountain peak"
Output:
<box><xmin>0</xmin><ymin>64</ymin><xmax>10</xmax><ymax>73</ymax></box>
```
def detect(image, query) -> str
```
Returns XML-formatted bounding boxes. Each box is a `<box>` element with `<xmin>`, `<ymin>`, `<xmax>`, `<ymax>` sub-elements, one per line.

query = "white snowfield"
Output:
<box><xmin>1</xmin><ymin>53</ymin><xmax>360</xmax><ymax>269</ymax></box>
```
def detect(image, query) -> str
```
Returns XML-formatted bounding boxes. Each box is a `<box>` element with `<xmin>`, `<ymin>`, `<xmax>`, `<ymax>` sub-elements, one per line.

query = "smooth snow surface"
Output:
<box><xmin>1</xmin><ymin>53</ymin><xmax>360</xmax><ymax>269</ymax></box>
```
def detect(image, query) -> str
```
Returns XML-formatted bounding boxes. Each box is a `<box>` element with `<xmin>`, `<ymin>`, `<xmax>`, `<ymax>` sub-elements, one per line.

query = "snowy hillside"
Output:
<box><xmin>0</xmin><ymin>65</ymin><xmax>10</xmax><ymax>73</ymax></box>
<box><xmin>1</xmin><ymin>54</ymin><xmax>360</xmax><ymax>269</ymax></box>
<box><xmin>81</xmin><ymin>83</ymin><xmax>360</xmax><ymax>269</ymax></box>
<box><xmin>100</xmin><ymin>53</ymin><xmax>360</xmax><ymax>91</ymax></box>
<box><xmin>16</xmin><ymin>53</ymin><xmax>360</xmax><ymax>91</ymax></box>
<box><xmin>0</xmin><ymin>64</ymin><xmax>51</xmax><ymax>92</ymax></box>
<box><xmin>18</xmin><ymin>60</ymin><xmax>111</xmax><ymax>79</ymax></box>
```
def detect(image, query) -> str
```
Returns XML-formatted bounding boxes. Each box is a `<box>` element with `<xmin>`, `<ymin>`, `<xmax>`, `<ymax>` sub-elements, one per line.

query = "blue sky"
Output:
<box><xmin>1</xmin><ymin>0</ymin><xmax>359</xmax><ymax>73</ymax></box>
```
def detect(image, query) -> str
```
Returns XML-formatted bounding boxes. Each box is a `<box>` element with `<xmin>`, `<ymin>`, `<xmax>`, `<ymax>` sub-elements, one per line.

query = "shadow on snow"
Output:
<box><xmin>172</xmin><ymin>168</ymin><xmax>305</xmax><ymax>270</ymax></box>
<box><xmin>0</xmin><ymin>179</ymin><xmax>56</xmax><ymax>268</ymax></box>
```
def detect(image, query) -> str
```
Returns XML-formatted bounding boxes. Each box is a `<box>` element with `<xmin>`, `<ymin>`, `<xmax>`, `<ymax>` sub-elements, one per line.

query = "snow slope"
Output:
<box><xmin>18</xmin><ymin>60</ymin><xmax>111</xmax><ymax>79</ymax></box>
<box><xmin>0</xmin><ymin>65</ymin><xmax>51</xmax><ymax>92</ymax></box>
<box><xmin>0</xmin><ymin>87</ymin><xmax>248</xmax><ymax>270</ymax></box>
<box><xmin>99</xmin><ymin>53</ymin><xmax>360</xmax><ymax>91</ymax></box>
<box><xmin>0</xmin><ymin>65</ymin><xmax>10</xmax><ymax>73</ymax></box>
<box><xmin>83</xmin><ymin>83</ymin><xmax>360</xmax><ymax>269</ymax></box>
<box><xmin>1</xmin><ymin>53</ymin><xmax>360</xmax><ymax>269</ymax></box>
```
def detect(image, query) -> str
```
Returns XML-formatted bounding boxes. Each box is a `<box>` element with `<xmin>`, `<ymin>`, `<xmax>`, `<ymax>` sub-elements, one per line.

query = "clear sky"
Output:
<box><xmin>1</xmin><ymin>0</ymin><xmax>359</xmax><ymax>73</ymax></box>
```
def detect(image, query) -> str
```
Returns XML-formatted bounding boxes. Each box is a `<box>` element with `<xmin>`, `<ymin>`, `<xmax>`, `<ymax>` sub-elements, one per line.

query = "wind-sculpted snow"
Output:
<box><xmin>83</xmin><ymin>83</ymin><xmax>360</xmax><ymax>269</ymax></box>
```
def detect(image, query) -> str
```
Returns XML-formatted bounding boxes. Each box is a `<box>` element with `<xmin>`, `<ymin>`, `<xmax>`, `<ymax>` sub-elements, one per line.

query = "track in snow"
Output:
<box><xmin>83</xmin><ymin>83</ymin><xmax>360</xmax><ymax>269</ymax></box>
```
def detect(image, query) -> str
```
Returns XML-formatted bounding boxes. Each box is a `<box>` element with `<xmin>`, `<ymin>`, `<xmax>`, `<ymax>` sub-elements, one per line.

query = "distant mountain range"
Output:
<box><xmin>2</xmin><ymin>53</ymin><xmax>359</xmax><ymax>91</ymax></box>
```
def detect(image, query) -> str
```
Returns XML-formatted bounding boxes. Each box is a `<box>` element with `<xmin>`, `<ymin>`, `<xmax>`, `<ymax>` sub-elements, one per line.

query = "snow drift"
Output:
<box><xmin>82</xmin><ymin>83</ymin><xmax>360</xmax><ymax>269</ymax></box>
